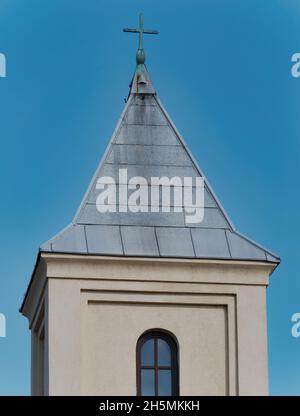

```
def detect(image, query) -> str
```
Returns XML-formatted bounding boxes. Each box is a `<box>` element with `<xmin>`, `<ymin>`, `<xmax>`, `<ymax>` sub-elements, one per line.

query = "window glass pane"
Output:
<box><xmin>141</xmin><ymin>369</ymin><xmax>155</xmax><ymax>396</ymax></box>
<box><xmin>157</xmin><ymin>338</ymin><xmax>171</xmax><ymax>366</ymax></box>
<box><xmin>141</xmin><ymin>339</ymin><xmax>154</xmax><ymax>366</ymax></box>
<box><xmin>158</xmin><ymin>370</ymin><xmax>172</xmax><ymax>396</ymax></box>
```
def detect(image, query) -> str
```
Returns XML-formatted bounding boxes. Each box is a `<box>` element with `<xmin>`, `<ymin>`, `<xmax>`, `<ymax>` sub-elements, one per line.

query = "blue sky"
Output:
<box><xmin>0</xmin><ymin>0</ymin><xmax>299</xmax><ymax>395</ymax></box>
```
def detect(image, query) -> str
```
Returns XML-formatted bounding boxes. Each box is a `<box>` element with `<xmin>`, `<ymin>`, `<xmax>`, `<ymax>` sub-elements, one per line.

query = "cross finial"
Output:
<box><xmin>123</xmin><ymin>13</ymin><xmax>159</xmax><ymax>68</ymax></box>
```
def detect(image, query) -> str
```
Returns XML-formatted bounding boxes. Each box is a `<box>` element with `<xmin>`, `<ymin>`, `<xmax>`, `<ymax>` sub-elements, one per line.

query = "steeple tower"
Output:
<box><xmin>20</xmin><ymin>15</ymin><xmax>280</xmax><ymax>396</ymax></box>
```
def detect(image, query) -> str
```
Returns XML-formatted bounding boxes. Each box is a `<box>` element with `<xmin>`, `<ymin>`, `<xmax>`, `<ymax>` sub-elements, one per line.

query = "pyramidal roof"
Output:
<box><xmin>40</xmin><ymin>64</ymin><xmax>279</xmax><ymax>263</ymax></box>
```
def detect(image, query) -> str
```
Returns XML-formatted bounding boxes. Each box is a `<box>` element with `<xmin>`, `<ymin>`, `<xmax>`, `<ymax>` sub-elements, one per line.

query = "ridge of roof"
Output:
<box><xmin>129</xmin><ymin>64</ymin><xmax>156</xmax><ymax>95</ymax></box>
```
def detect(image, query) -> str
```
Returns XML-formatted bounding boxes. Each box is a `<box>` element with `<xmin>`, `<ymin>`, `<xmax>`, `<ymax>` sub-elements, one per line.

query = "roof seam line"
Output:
<box><xmin>189</xmin><ymin>229</ymin><xmax>197</xmax><ymax>257</ymax></box>
<box><xmin>153</xmin><ymin>227</ymin><xmax>161</xmax><ymax>256</ymax></box>
<box><xmin>119</xmin><ymin>225</ymin><xmax>125</xmax><ymax>256</ymax></box>
<box><xmin>224</xmin><ymin>229</ymin><xmax>232</xmax><ymax>259</ymax></box>
<box><xmin>83</xmin><ymin>225</ymin><xmax>89</xmax><ymax>254</ymax></box>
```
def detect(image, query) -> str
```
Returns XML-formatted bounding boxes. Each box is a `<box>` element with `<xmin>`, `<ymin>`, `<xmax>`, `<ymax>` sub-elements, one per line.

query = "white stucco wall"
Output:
<box><xmin>22</xmin><ymin>254</ymin><xmax>274</xmax><ymax>396</ymax></box>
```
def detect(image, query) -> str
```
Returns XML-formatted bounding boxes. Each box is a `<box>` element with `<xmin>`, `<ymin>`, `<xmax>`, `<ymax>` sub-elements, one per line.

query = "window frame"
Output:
<box><xmin>136</xmin><ymin>330</ymin><xmax>179</xmax><ymax>396</ymax></box>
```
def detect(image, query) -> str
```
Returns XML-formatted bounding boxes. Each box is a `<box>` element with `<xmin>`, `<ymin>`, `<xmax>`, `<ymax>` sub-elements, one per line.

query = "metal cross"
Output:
<box><xmin>123</xmin><ymin>13</ymin><xmax>159</xmax><ymax>53</ymax></box>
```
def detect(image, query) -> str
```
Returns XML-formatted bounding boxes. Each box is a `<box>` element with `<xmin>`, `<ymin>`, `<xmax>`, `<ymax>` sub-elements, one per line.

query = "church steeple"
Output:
<box><xmin>20</xmin><ymin>15</ymin><xmax>280</xmax><ymax>397</ymax></box>
<box><xmin>38</xmin><ymin>16</ymin><xmax>280</xmax><ymax>263</ymax></box>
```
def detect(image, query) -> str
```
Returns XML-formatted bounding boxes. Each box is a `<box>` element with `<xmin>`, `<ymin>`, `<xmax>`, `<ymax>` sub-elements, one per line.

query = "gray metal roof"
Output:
<box><xmin>40</xmin><ymin>64</ymin><xmax>280</xmax><ymax>263</ymax></box>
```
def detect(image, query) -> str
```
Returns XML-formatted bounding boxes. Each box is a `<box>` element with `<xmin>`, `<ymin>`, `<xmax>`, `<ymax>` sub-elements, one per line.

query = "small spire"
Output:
<box><xmin>123</xmin><ymin>13</ymin><xmax>159</xmax><ymax>72</ymax></box>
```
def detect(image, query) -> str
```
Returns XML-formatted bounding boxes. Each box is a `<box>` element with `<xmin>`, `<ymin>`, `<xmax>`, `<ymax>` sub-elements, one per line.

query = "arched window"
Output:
<box><xmin>136</xmin><ymin>331</ymin><xmax>179</xmax><ymax>396</ymax></box>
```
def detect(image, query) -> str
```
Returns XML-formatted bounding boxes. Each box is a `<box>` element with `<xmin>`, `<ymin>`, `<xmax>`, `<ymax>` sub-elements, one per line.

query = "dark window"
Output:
<box><xmin>137</xmin><ymin>331</ymin><xmax>179</xmax><ymax>396</ymax></box>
